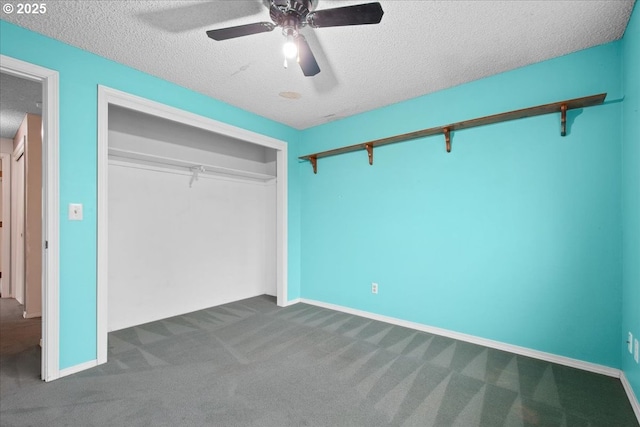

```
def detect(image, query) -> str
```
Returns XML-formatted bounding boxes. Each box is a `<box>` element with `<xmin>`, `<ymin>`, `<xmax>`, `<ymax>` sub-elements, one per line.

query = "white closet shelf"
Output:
<box><xmin>108</xmin><ymin>147</ymin><xmax>276</xmax><ymax>181</ymax></box>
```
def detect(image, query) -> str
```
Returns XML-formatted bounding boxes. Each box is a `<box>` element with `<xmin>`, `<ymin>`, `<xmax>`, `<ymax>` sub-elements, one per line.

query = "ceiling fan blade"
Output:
<box><xmin>206</xmin><ymin>22</ymin><xmax>276</xmax><ymax>41</ymax></box>
<box><xmin>297</xmin><ymin>35</ymin><xmax>321</xmax><ymax>77</ymax></box>
<box><xmin>307</xmin><ymin>2</ymin><xmax>384</xmax><ymax>28</ymax></box>
<box><xmin>139</xmin><ymin>2</ymin><xmax>264</xmax><ymax>33</ymax></box>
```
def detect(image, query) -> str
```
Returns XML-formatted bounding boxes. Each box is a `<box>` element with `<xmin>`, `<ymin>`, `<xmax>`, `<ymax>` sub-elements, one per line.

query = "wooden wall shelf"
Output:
<box><xmin>299</xmin><ymin>93</ymin><xmax>606</xmax><ymax>174</ymax></box>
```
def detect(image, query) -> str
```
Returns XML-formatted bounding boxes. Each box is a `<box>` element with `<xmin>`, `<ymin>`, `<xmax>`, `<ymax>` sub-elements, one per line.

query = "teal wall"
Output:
<box><xmin>0</xmin><ymin>21</ymin><xmax>300</xmax><ymax>369</ymax></box>
<box><xmin>299</xmin><ymin>42</ymin><xmax>624</xmax><ymax>368</ymax></box>
<box><xmin>622</xmin><ymin>3</ymin><xmax>640</xmax><ymax>402</ymax></box>
<box><xmin>0</xmin><ymin>12</ymin><xmax>636</xmax><ymax>389</ymax></box>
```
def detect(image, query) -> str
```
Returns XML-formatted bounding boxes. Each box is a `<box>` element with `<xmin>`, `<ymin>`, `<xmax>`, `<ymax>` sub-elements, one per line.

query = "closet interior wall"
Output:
<box><xmin>107</xmin><ymin>106</ymin><xmax>277</xmax><ymax>331</ymax></box>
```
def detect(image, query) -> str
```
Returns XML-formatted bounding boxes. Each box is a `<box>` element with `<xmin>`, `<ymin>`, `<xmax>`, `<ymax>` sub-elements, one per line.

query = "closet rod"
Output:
<box><xmin>299</xmin><ymin>93</ymin><xmax>606</xmax><ymax>174</ymax></box>
<box><xmin>108</xmin><ymin>147</ymin><xmax>276</xmax><ymax>181</ymax></box>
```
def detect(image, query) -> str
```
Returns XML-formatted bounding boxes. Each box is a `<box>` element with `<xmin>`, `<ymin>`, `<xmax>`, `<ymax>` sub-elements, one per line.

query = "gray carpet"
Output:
<box><xmin>1</xmin><ymin>295</ymin><xmax>638</xmax><ymax>426</ymax></box>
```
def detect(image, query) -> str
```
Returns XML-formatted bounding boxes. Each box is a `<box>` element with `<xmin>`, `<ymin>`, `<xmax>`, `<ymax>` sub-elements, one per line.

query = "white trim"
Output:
<box><xmin>97</xmin><ymin>85</ymin><xmax>288</xmax><ymax>365</ymax></box>
<box><xmin>621</xmin><ymin>372</ymin><xmax>640</xmax><ymax>423</ymax></box>
<box><xmin>96</xmin><ymin>86</ymin><xmax>109</xmax><ymax>364</ymax></box>
<box><xmin>99</xmin><ymin>87</ymin><xmax>285</xmax><ymax>150</ymax></box>
<box><xmin>1</xmin><ymin>55</ymin><xmax>60</xmax><ymax>382</ymax></box>
<box><xmin>9</xmin><ymin>147</ymin><xmax>22</xmax><ymax>301</ymax></box>
<box><xmin>281</xmin><ymin>297</ymin><xmax>301</xmax><ymax>307</ymax></box>
<box><xmin>24</xmin><ymin>311</ymin><xmax>42</xmax><ymax>319</ymax></box>
<box><xmin>0</xmin><ymin>153</ymin><xmax>11</xmax><ymax>299</ymax></box>
<box><xmin>300</xmin><ymin>298</ymin><xmax>621</xmax><ymax>378</ymax></box>
<box><xmin>58</xmin><ymin>359</ymin><xmax>98</xmax><ymax>379</ymax></box>
<box><xmin>276</xmin><ymin>148</ymin><xmax>288</xmax><ymax>306</ymax></box>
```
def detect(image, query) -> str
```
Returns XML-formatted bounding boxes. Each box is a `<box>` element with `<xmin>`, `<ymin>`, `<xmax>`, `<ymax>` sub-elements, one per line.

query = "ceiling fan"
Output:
<box><xmin>206</xmin><ymin>0</ymin><xmax>384</xmax><ymax>77</ymax></box>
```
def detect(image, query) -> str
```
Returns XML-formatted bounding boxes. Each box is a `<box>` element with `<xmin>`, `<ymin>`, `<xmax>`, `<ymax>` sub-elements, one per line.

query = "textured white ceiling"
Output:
<box><xmin>1</xmin><ymin>0</ymin><xmax>635</xmax><ymax>130</ymax></box>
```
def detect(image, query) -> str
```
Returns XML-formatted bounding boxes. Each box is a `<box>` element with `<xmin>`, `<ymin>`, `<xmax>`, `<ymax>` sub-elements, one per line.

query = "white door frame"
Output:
<box><xmin>0</xmin><ymin>55</ymin><xmax>60</xmax><ymax>382</ymax></box>
<box><xmin>12</xmin><ymin>143</ymin><xmax>25</xmax><ymax>306</ymax></box>
<box><xmin>96</xmin><ymin>86</ymin><xmax>288</xmax><ymax>364</ymax></box>
<box><xmin>0</xmin><ymin>153</ymin><xmax>11</xmax><ymax>298</ymax></box>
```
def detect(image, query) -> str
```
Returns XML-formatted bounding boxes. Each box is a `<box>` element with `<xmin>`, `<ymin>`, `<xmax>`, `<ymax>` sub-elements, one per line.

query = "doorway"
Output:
<box><xmin>0</xmin><ymin>73</ymin><xmax>41</xmax><ymax>384</ymax></box>
<box><xmin>0</xmin><ymin>55</ymin><xmax>60</xmax><ymax>382</ymax></box>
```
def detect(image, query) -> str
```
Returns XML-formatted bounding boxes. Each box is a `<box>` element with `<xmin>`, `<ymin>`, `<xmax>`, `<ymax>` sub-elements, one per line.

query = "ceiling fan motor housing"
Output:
<box><xmin>270</xmin><ymin>0</ymin><xmax>317</xmax><ymax>28</ymax></box>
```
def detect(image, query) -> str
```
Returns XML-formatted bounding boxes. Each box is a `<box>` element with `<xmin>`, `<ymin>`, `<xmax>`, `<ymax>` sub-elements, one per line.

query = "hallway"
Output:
<box><xmin>0</xmin><ymin>297</ymin><xmax>41</xmax><ymax>394</ymax></box>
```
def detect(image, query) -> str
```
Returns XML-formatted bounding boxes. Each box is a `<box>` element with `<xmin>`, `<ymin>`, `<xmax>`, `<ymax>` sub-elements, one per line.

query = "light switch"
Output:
<box><xmin>69</xmin><ymin>203</ymin><xmax>83</xmax><ymax>221</ymax></box>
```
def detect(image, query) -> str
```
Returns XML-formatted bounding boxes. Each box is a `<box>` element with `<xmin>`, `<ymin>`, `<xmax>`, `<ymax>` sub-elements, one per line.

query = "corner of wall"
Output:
<box><xmin>621</xmin><ymin>0</ymin><xmax>640</xmax><ymax>408</ymax></box>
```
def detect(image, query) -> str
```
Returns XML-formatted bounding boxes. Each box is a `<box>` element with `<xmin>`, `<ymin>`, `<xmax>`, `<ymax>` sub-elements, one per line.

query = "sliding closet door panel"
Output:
<box><xmin>108</xmin><ymin>163</ymin><xmax>275</xmax><ymax>331</ymax></box>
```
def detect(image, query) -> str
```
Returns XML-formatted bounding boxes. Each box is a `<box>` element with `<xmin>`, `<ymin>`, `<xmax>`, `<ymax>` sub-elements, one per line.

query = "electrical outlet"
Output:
<box><xmin>635</xmin><ymin>339</ymin><xmax>639</xmax><ymax>364</ymax></box>
<box><xmin>629</xmin><ymin>332</ymin><xmax>634</xmax><ymax>354</ymax></box>
<box><xmin>371</xmin><ymin>282</ymin><xmax>378</xmax><ymax>294</ymax></box>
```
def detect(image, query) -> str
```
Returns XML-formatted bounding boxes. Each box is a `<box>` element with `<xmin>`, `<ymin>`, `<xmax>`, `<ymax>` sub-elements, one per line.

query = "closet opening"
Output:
<box><xmin>97</xmin><ymin>86</ymin><xmax>288</xmax><ymax>365</ymax></box>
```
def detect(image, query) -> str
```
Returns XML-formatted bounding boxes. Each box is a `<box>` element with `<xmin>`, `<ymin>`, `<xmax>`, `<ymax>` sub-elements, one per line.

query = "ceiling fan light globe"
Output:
<box><xmin>283</xmin><ymin>39</ymin><xmax>298</xmax><ymax>58</ymax></box>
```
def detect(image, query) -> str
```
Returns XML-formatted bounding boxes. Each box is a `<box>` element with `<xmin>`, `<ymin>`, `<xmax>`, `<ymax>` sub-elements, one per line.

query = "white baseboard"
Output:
<box><xmin>23</xmin><ymin>311</ymin><xmax>41</xmax><ymax>319</ymax></box>
<box><xmin>280</xmin><ymin>297</ymin><xmax>301</xmax><ymax>307</ymax></box>
<box><xmin>299</xmin><ymin>298</ymin><xmax>620</xmax><ymax>378</ymax></box>
<box><xmin>621</xmin><ymin>372</ymin><xmax>640</xmax><ymax>423</ymax></box>
<box><xmin>58</xmin><ymin>359</ymin><xmax>98</xmax><ymax>378</ymax></box>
